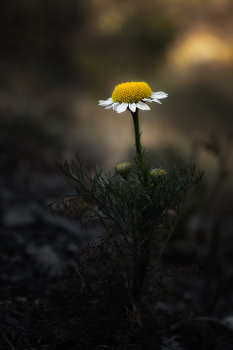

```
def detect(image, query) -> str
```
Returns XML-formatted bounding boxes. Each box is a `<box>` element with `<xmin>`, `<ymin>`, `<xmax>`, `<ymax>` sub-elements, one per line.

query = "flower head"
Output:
<box><xmin>116</xmin><ymin>162</ymin><xmax>132</xmax><ymax>176</ymax></box>
<box><xmin>150</xmin><ymin>168</ymin><xmax>167</xmax><ymax>180</ymax></box>
<box><xmin>99</xmin><ymin>82</ymin><xmax>168</xmax><ymax>113</ymax></box>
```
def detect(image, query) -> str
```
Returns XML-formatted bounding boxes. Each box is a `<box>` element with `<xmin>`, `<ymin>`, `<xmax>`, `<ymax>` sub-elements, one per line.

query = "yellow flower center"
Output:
<box><xmin>112</xmin><ymin>82</ymin><xmax>152</xmax><ymax>104</ymax></box>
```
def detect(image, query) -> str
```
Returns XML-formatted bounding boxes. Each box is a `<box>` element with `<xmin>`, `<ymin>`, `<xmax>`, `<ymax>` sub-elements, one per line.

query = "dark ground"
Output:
<box><xmin>1</xmin><ymin>137</ymin><xmax>233</xmax><ymax>350</ymax></box>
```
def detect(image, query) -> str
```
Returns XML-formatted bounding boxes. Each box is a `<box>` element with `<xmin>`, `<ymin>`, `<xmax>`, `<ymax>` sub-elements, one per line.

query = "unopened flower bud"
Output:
<box><xmin>150</xmin><ymin>168</ymin><xmax>167</xmax><ymax>180</ymax></box>
<box><xmin>116</xmin><ymin>162</ymin><xmax>132</xmax><ymax>176</ymax></box>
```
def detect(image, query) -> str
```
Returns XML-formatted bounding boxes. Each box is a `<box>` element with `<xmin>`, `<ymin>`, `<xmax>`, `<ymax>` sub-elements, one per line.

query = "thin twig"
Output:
<box><xmin>2</xmin><ymin>333</ymin><xmax>17</xmax><ymax>350</ymax></box>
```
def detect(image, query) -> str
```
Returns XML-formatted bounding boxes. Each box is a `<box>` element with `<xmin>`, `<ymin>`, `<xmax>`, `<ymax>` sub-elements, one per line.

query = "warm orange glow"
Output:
<box><xmin>168</xmin><ymin>27</ymin><xmax>233</xmax><ymax>69</ymax></box>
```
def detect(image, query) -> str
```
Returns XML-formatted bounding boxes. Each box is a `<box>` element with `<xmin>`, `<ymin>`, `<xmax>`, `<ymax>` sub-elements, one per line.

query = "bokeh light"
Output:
<box><xmin>0</xmin><ymin>0</ymin><xmax>233</xmax><ymax>188</ymax></box>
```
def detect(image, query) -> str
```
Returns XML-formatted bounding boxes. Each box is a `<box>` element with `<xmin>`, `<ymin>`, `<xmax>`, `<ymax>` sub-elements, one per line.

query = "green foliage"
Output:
<box><xmin>45</xmin><ymin>140</ymin><xmax>203</xmax><ymax>348</ymax></box>
<box><xmin>58</xmin><ymin>151</ymin><xmax>202</xmax><ymax>237</ymax></box>
<box><xmin>55</xmin><ymin>149</ymin><xmax>203</xmax><ymax>304</ymax></box>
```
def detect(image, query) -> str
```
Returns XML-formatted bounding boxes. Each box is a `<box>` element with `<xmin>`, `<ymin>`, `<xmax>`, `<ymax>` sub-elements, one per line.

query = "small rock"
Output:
<box><xmin>222</xmin><ymin>316</ymin><xmax>233</xmax><ymax>330</ymax></box>
<box><xmin>66</xmin><ymin>242</ymin><xmax>78</xmax><ymax>252</ymax></box>
<box><xmin>3</xmin><ymin>205</ymin><xmax>36</xmax><ymax>227</ymax></box>
<box><xmin>5</xmin><ymin>315</ymin><xmax>20</xmax><ymax>326</ymax></box>
<box><xmin>26</xmin><ymin>245</ymin><xmax>61</xmax><ymax>267</ymax></box>
<box><xmin>0</xmin><ymin>187</ymin><xmax>16</xmax><ymax>201</ymax></box>
<box><xmin>162</xmin><ymin>337</ymin><xmax>184</xmax><ymax>350</ymax></box>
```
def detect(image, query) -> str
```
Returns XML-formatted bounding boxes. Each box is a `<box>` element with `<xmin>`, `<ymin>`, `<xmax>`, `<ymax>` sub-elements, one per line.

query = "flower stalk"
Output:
<box><xmin>131</xmin><ymin>109</ymin><xmax>141</xmax><ymax>156</ymax></box>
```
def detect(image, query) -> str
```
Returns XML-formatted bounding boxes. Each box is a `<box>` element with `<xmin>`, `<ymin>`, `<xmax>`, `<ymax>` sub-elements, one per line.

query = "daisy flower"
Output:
<box><xmin>98</xmin><ymin>81</ymin><xmax>168</xmax><ymax>113</ymax></box>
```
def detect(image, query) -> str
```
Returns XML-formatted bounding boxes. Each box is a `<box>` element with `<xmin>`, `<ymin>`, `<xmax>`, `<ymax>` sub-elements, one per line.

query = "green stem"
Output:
<box><xmin>142</xmin><ymin>211</ymin><xmax>182</xmax><ymax>296</ymax></box>
<box><xmin>155</xmin><ymin>214</ymin><xmax>180</xmax><ymax>267</ymax></box>
<box><xmin>132</xmin><ymin>224</ymin><xmax>140</xmax><ymax>298</ymax></box>
<box><xmin>131</xmin><ymin>109</ymin><xmax>141</xmax><ymax>156</ymax></box>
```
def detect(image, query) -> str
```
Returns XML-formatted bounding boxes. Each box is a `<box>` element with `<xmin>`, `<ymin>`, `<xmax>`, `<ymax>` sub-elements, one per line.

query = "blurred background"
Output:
<box><xmin>1</xmin><ymin>0</ymin><xmax>233</xmax><ymax>170</ymax></box>
<box><xmin>1</xmin><ymin>0</ymin><xmax>233</xmax><ymax>237</ymax></box>
<box><xmin>1</xmin><ymin>0</ymin><xmax>233</xmax><ymax>328</ymax></box>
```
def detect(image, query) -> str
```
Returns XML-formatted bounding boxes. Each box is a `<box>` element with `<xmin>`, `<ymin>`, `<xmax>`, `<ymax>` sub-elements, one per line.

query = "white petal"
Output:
<box><xmin>152</xmin><ymin>98</ymin><xmax>162</xmax><ymax>104</ymax></box>
<box><xmin>129</xmin><ymin>103</ymin><xmax>136</xmax><ymax>112</ymax></box>
<box><xmin>109</xmin><ymin>102</ymin><xmax>121</xmax><ymax>110</ymax></box>
<box><xmin>151</xmin><ymin>91</ymin><xmax>168</xmax><ymax>99</ymax></box>
<box><xmin>113</xmin><ymin>102</ymin><xmax>120</xmax><ymax>111</ymax></box>
<box><xmin>116</xmin><ymin>102</ymin><xmax>128</xmax><ymax>113</ymax></box>
<box><xmin>142</xmin><ymin>98</ymin><xmax>153</xmax><ymax>102</ymax></box>
<box><xmin>136</xmin><ymin>101</ymin><xmax>150</xmax><ymax>111</ymax></box>
<box><xmin>98</xmin><ymin>97</ymin><xmax>113</xmax><ymax>106</ymax></box>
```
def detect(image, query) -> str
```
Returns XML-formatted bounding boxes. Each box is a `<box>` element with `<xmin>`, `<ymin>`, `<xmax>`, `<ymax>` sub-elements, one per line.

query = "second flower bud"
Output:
<box><xmin>116</xmin><ymin>162</ymin><xmax>132</xmax><ymax>177</ymax></box>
